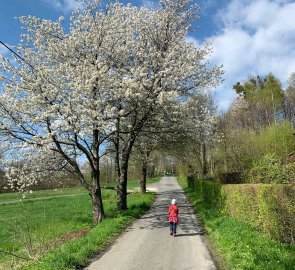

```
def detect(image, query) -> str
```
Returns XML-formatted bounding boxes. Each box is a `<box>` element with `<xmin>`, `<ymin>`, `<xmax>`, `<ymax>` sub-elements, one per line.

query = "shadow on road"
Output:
<box><xmin>174</xmin><ymin>232</ymin><xmax>204</xmax><ymax>237</ymax></box>
<box><xmin>137</xmin><ymin>189</ymin><xmax>205</xmax><ymax>236</ymax></box>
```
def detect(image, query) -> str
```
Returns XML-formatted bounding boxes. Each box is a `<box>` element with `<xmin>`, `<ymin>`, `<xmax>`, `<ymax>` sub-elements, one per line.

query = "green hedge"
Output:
<box><xmin>194</xmin><ymin>179</ymin><xmax>224</xmax><ymax>208</ymax></box>
<box><xmin>192</xmin><ymin>178</ymin><xmax>295</xmax><ymax>244</ymax></box>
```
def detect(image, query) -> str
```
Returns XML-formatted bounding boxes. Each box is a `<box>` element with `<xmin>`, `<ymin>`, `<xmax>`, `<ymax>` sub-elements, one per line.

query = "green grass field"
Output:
<box><xmin>178</xmin><ymin>177</ymin><xmax>295</xmax><ymax>270</ymax></box>
<box><xmin>0</xmin><ymin>186</ymin><xmax>86</xmax><ymax>203</ymax></box>
<box><xmin>0</xmin><ymin>177</ymin><xmax>160</xmax><ymax>270</ymax></box>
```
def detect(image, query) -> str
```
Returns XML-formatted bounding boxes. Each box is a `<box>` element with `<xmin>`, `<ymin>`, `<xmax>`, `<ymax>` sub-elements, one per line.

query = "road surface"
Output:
<box><xmin>85</xmin><ymin>176</ymin><xmax>216</xmax><ymax>270</ymax></box>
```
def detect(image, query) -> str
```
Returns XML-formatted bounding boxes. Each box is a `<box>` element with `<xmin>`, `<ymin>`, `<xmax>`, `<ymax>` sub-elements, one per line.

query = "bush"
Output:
<box><xmin>202</xmin><ymin>181</ymin><xmax>223</xmax><ymax>207</ymax></box>
<box><xmin>179</xmin><ymin>177</ymin><xmax>295</xmax><ymax>270</ymax></box>
<box><xmin>191</xmin><ymin>179</ymin><xmax>295</xmax><ymax>243</ymax></box>
<box><xmin>187</xmin><ymin>175</ymin><xmax>195</xmax><ymax>189</ymax></box>
<box><xmin>281</xmin><ymin>163</ymin><xmax>295</xmax><ymax>184</ymax></box>
<box><xmin>223</xmin><ymin>184</ymin><xmax>295</xmax><ymax>243</ymax></box>
<box><xmin>248</xmin><ymin>154</ymin><xmax>295</xmax><ymax>184</ymax></box>
<box><xmin>194</xmin><ymin>179</ymin><xmax>224</xmax><ymax>208</ymax></box>
<box><xmin>0</xmin><ymin>172</ymin><xmax>9</xmax><ymax>193</ymax></box>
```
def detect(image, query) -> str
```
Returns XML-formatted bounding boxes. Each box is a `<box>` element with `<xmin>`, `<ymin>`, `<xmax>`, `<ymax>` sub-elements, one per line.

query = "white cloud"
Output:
<box><xmin>209</xmin><ymin>0</ymin><xmax>295</xmax><ymax>110</ymax></box>
<box><xmin>42</xmin><ymin>0</ymin><xmax>82</xmax><ymax>14</ymax></box>
<box><xmin>185</xmin><ymin>36</ymin><xmax>201</xmax><ymax>48</ymax></box>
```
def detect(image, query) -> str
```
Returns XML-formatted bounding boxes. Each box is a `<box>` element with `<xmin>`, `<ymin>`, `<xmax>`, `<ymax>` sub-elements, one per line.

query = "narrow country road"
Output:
<box><xmin>85</xmin><ymin>176</ymin><xmax>216</xmax><ymax>270</ymax></box>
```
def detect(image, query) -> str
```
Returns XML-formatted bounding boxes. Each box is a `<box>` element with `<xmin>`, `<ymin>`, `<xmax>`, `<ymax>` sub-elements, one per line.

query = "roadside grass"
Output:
<box><xmin>101</xmin><ymin>176</ymin><xmax>161</xmax><ymax>190</ymax></box>
<box><xmin>0</xmin><ymin>177</ymin><xmax>159</xmax><ymax>270</ymax></box>
<box><xmin>177</xmin><ymin>177</ymin><xmax>295</xmax><ymax>270</ymax></box>
<box><xmin>127</xmin><ymin>176</ymin><xmax>161</xmax><ymax>190</ymax></box>
<box><xmin>21</xmin><ymin>191</ymin><xmax>155</xmax><ymax>270</ymax></box>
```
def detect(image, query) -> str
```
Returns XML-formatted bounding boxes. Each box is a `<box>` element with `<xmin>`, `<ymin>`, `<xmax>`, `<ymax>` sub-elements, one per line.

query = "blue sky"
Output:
<box><xmin>1</xmin><ymin>0</ymin><xmax>295</xmax><ymax>111</ymax></box>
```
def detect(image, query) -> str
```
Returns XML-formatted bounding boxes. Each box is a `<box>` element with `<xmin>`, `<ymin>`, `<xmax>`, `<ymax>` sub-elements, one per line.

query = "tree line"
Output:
<box><xmin>174</xmin><ymin>72</ymin><xmax>295</xmax><ymax>184</ymax></box>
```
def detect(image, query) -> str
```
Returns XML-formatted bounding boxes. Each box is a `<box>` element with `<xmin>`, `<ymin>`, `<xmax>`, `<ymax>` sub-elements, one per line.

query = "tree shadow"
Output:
<box><xmin>174</xmin><ymin>232</ymin><xmax>203</xmax><ymax>237</ymax></box>
<box><xmin>137</xmin><ymin>187</ymin><xmax>205</xmax><ymax>236</ymax></box>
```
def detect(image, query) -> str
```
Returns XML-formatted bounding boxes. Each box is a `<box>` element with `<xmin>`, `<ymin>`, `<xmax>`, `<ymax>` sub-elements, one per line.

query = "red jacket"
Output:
<box><xmin>168</xmin><ymin>204</ymin><xmax>179</xmax><ymax>223</ymax></box>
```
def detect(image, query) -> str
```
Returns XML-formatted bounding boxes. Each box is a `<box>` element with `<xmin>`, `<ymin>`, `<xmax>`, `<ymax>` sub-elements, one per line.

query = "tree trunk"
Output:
<box><xmin>117</xmin><ymin>160</ymin><xmax>128</xmax><ymax>210</ymax></box>
<box><xmin>140</xmin><ymin>160</ymin><xmax>147</xmax><ymax>193</ymax></box>
<box><xmin>201</xmin><ymin>143</ymin><xmax>207</xmax><ymax>177</ymax></box>
<box><xmin>113</xmin><ymin>117</ymin><xmax>128</xmax><ymax>211</ymax></box>
<box><xmin>116</xmin><ymin>138</ymin><xmax>135</xmax><ymax>211</ymax></box>
<box><xmin>91</xmin><ymin>183</ymin><xmax>105</xmax><ymax>224</ymax></box>
<box><xmin>91</xmin><ymin>129</ymin><xmax>105</xmax><ymax>224</ymax></box>
<box><xmin>223</xmin><ymin>141</ymin><xmax>228</xmax><ymax>173</ymax></box>
<box><xmin>188</xmin><ymin>164</ymin><xmax>194</xmax><ymax>177</ymax></box>
<box><xmin>90</xmin><ymin>162</ymin><xmax>105</xmax><ymax>224</ymax></box>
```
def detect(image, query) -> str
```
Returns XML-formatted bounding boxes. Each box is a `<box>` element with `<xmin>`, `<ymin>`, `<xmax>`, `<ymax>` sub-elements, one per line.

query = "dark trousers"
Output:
<box><xmin>170</xmin><ymin>222</ymin><xmax>177</xmax><ymax>234</ymax></box>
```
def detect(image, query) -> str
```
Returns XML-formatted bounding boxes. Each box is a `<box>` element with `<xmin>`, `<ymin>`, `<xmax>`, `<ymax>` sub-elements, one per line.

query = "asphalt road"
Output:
<box><xmin>85</xmin><ymin>176</ymin><xmax>216</xmax><ymax>270</ymax></box>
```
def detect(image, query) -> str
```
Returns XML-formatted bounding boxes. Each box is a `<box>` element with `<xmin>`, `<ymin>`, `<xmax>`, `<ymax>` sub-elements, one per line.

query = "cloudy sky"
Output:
<box><xmin>1</xmin><ymin>0</ymin><xmax>295</xmax><ymax>111</ymax></box>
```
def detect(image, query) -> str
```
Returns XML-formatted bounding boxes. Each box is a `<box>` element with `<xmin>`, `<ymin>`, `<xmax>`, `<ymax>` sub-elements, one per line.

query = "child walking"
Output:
<box><xmin>168</xmin><ymin>199</ymin><xmax>179</xmax><ymax>237</ymax></box>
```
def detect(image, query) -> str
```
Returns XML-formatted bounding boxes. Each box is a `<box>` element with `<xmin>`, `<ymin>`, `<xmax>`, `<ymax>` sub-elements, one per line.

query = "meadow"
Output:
<box><xmin>0</xmin><ymin>178</ymin><xmax>159</xmax><ymax>270</ymax></box>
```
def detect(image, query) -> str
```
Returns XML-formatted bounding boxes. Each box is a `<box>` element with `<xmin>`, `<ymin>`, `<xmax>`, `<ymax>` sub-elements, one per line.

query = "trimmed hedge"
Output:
<box><xmin>192</xmin><ymin>178</ymin><xmax>295</xmax><ymax>244</ymax></box>
<box><xmin>194</xmin><ymin>179</ymin><xmax>223</xmax><ymax>208</ymax></box>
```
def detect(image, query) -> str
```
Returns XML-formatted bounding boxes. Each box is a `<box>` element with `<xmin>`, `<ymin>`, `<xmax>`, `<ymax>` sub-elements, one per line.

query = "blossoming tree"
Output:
<box><xmin>109</xmin><ymin>0</ymin><xmax>222</xmax><ymax>210</ymax></box>
<box><xmin>0</xmin><ymin>0</ymin><xmax>222</xmax><ymax>220</ymax></box>
<box><xmin>0</xmin><ymin>1</ymin><xmax>142</xmax><ymax>224</ymax></box>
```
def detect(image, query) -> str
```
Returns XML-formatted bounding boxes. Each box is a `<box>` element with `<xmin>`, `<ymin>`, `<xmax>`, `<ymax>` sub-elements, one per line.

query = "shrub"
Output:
<box><xmin>248</xmin><ymin>154</ymin><xmax>295</xmax><ymax>184</ymax></box>
<box><xmin>194</xmin><ymin>179</ymin><xmax>224</xmax><ymax>209</ymax></box>
<box><xmin>187</xmin><ymin>175</ymin><xmax>195</xmax><ymax>189</ymax></box>
<box><xmin>190</xmin><ymin>178</ymin><xmax>295</xmax><ymax>243</ymax></box>
<box><xmin>179</xmin><ymin>176</ymin><xmax>295</xmax><ymax>270</ymax></box>
<box><xmin>223</xmin><ymin>184</ymin><xmax>295</xmax><ymax>243</ymax></box>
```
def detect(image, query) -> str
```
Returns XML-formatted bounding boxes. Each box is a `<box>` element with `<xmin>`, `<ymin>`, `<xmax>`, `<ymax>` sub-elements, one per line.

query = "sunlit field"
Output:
<box><xmin>0</xmin><ymin>178</ymin><xmax>159</xmax><ymax>269</ymax></box>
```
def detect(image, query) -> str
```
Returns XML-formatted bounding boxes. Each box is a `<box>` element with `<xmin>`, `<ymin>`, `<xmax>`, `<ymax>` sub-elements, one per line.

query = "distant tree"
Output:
<box><xmin>284</xmin><ymin>72</ymin><xmax>295</xmax><ymax>125</ymax></box>
<box><xmin>5</xmin><ymin>148</ymin><xmax>77</xmax><ymax>193</ymax></box>
<box><xmin>0</xmin><ymin>142</ymin><xmax>6</xmax><ymax>192</ymax></box>
<box><xmin>131</xmin><ymin>137</ymin><xmax>157</xmax><ymax>193</ymax></box>
<box><xmin>163</xmin><ymin>92</ymin><xmax>218</xmax><ymax>177</ymax></box>
<box><xmin>233</xmin><ymin>74</ymin><xmax>284</xmax><ymax>127</ymax></box>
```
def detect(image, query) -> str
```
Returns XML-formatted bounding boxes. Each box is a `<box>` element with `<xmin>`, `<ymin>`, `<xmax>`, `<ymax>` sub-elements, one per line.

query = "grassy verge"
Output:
<box><xmin>0</xmin><ymin>179</ymin><xmax>158</xmax><ymax>270</ymax></box>
<box><xmin>177</xmin><ymin>177</ymin><xmax>295</xmax><ymax>270</ymax></box>
<box><xmin>127</xmin><ymin>176</ymin><xmax>161</xmax><ymax>190</ymax></box>
<box><xmin>100</xmin><ymin>176</ymin><xmax>161</xmax><ymax>190</ymax></box>
<box><xmin>21</xmin><ymin>192</ymin><xmax>155</xmax><ymax>270</ymax></box>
